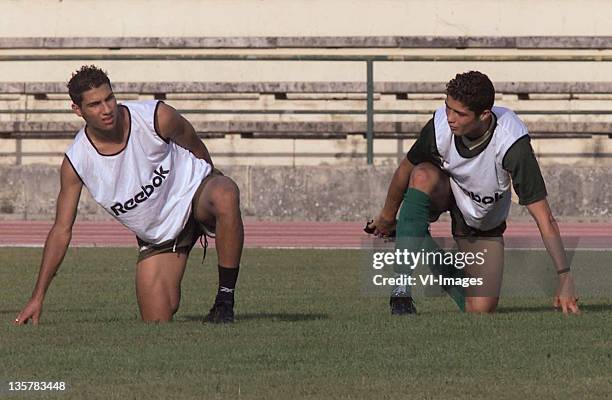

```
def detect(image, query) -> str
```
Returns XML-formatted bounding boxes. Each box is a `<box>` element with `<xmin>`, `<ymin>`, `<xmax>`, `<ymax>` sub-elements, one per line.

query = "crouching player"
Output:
<box><xmin>14</xmin><ymin>65</ymin><xmax>243</xmax><ymax>324</ymax></box>
<box><xmin>367</xmin><ymin>71</ymin><xmax>579</xmax><ymax>315</ymax></box>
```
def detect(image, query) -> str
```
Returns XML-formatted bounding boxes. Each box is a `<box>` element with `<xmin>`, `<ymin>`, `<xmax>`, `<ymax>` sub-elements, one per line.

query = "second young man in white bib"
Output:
<box><xmin>368</xmin><ymin>71</ymin><xmax>579</xmax><ymax>315</ymax></box>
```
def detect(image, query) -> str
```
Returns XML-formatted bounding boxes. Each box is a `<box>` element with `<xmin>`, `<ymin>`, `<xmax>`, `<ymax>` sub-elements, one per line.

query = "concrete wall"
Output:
<box><xmin>2</xmin><ymin>1</ymin><xmax>611</xmax><ymax>83</ymax></box>
<box><xmin>4</xmin><ymin>0</ymin><xmax>612</xmax><ymax>37</ymax></box>
<box><xmin>2</xmin><ymin>164</ymin><xmax>610</xmax><ymax>221</ymax></box>
<box><xmin>2</xmin><ymin>0</ymin><xmax>610</xmax><ymax>218</ymax></box>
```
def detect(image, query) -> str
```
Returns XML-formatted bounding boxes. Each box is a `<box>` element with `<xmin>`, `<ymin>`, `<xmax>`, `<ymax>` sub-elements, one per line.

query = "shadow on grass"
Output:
<box><xmin>1</xmin><ymin>308</ymin><xmax>105</xmax><ymax>317</ymax></box>
<box><xmin>497</xmin><ymin>303</ymin><xmax>612</xmax><ymax>314</ymax></box>
<box><xmin>180</xmin><ymin>313</ymin><xmax>329</xmax><ymax>322</ymax></box>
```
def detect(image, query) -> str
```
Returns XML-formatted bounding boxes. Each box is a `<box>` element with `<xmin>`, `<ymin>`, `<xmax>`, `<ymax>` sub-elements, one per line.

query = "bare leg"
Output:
<box><xmin>192</xmin><ymin>175</ymin><xmax>243</xmax><ymax>323</ymax></box>
<box><xmin>408</xmin><ymin>162</ymin><xmax>452</xmax><ymax>212</ymax></box>
<box><xmin>135</xmin><ymin>252</ymin><xmax>188</xmax><ymax>322</ymax></box>
<box><xmin>456</xmin><ymin>237</ymin><xmax>505</xmax><ymax>313</ymax></box>
<box><xmin>193</xmin><ymin>176</ymin><xmax>243</xmax><ymax>268</ymax></box>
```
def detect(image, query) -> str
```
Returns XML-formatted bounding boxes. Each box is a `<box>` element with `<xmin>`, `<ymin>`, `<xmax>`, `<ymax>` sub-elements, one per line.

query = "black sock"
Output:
<box><xmin>215</xmin><ymin>265</ymin><xmax>239</xmax><ymax>305</ymax></box>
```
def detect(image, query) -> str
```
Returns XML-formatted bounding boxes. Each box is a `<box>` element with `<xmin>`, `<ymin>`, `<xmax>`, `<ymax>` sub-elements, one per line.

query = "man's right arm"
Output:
<box><xmin>369</xmin><ymin>118</ymin><xmax>438</xmax><ymax>237</ymax></box>
<box><xmin>14</xmin><ymin>157</ymin><xmax>82</xmax><ymax>325</ymax></box>
<box><xmin>371</xmin><ymin>158</ymin><xmax>415</xmax><ymax>236</ymax></box>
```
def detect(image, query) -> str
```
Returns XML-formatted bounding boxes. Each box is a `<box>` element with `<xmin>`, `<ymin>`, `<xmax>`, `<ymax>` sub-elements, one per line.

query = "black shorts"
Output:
<box><xmin>429</xmin><ymin>192</ymin><xmax>506</xmax><ymax>238</ymax></box>
<box><xmin>136</xmin><ymin>169</ymin><xmax>223</xmax><ymax>263</ymax></box>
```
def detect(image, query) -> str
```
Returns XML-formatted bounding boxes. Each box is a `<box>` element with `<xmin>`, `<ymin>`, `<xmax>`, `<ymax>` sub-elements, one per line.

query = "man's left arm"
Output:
<box><xmin>504</xmin><ymin>135</ymin><xmax>579</xmax><ymax>314</ymax></box>
<box><xmin>155</xmin><ymin>102</ymin><xmax>214</xmax><ymax>167</ymax></box>
<box><xmin>526</xmin><ymin>199</ymin><xmax>580</xmax><ymax>314</ymax></box>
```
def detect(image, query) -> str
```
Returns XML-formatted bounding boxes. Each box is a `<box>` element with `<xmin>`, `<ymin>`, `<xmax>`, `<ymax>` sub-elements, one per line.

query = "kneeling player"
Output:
<box><xmin>367</xmin><ymin>71</ymin><xmax>579</xmax><ymax>314</ymax></box>
<box><xmin>14</xmin><ymin>65</ymin><xmax>243</xmax><ymax>325</ymax></box>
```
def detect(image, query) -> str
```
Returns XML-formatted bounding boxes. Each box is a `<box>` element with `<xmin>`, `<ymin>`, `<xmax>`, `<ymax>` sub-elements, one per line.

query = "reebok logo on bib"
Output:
<box><xmin>462</xmin><ymin>188</ymin><xmax>504</xmax><ymax>205</ymax></box>
<box><xmin>110</xmin><ymin>165</ymin><xmax>170</xmax><ymax>216</ymax></box>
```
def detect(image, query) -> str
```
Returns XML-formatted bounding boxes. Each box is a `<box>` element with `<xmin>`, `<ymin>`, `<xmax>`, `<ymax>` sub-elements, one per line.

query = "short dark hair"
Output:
<box><xmin>67</xmin><ymin>65</ymin><xmax>111</xmax><ymax>106</ymax></box>
<box><xmin>446</xmin><ymin>71</ymin><xmax>495</xmax><ymax>116</ymax></box>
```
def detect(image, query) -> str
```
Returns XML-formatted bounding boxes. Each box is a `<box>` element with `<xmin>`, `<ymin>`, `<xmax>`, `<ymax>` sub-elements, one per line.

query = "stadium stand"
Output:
<box><xmin>2</xmin><ymin>81</ymin><xmax>612</xmax><ymax>139</ymax></box>
<box><xmin>1</xmin><ymin>36</ymin><xmax>611</xmax><ymax>166</ymax></box>
<box><xmin>0</xmin><ymin>36</ymin><xmax>611</xmax><ymax>48</ymax></box>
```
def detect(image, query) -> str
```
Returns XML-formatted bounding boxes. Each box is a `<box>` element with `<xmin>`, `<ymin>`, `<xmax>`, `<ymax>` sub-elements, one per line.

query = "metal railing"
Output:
<box><xmin>2</xmin><ymin>52</ymin><xmax>611</xmax><ymax>164</ymax></box>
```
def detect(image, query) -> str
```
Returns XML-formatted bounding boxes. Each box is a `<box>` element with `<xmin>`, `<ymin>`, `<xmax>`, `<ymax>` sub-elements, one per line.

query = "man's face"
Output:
<box><xmin>72</xmin><ymin>84</ymin><xmax>118</xmax><ymax>132</ymax></box>
<box><xmin>444</xmin><ymin>95</ymin><xmax>485</xmax><ymax>137</ymax></box>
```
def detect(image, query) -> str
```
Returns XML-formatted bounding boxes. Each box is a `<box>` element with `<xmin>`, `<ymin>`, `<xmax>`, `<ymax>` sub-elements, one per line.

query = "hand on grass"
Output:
<box><xmin>553</xmin><ymin>273</ymin><xmax>580</xmax><ymax>315</ymax></box>
<box><xmin>13</xmin><ymin>299</ymin><xmax>43</xmax><ymax>325</ymax></box>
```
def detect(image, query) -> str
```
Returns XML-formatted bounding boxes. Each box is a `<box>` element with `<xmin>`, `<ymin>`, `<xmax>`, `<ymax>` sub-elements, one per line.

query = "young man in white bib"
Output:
<box><xmin>14</xmin><ymin>65</ymin><xmax>243</xmax><ymax>324</ymax></box>
<box><xmin>367</xmin><ymin>71</ymin><xmax>579</xmax><ymax>315</ymax></box>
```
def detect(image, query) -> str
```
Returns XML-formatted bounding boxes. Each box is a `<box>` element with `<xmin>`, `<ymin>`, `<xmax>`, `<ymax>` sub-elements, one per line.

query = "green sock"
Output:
<box><xmin>394</xmin><ymin>188</ymin><xmax>430</xmax><ymax>284</ymax></box>
<box><xmin>396</xmin><ymin>188</ymin><xmax>431</xmax><ymax>238</ymax></box>
<box><xmin>396</xmin><ymin>188</ymin><xmax>465</xmax><ymax>311</ymax></box>
<box><xmin>421</xmin><ymin>236</ymin><xmax>466</xmax><ymax>312</ymax></box>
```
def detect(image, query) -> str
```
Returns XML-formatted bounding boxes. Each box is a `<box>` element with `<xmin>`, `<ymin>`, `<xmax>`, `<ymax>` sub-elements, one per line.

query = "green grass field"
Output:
<box><xmin>1</xmin><ymin>248</ymin><xmax>610</xmax><ymax>399</ymax></box>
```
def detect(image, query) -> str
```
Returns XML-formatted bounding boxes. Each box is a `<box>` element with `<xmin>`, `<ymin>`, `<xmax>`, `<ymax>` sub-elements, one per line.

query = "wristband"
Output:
<box><xmin>556</xmin><ymin>268</ymin><xmax>571</xmax><ymax>275</ymax></box>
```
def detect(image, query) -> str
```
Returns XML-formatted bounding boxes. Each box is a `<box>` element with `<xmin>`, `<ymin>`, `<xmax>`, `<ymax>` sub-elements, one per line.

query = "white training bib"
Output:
<box><xmin>433</xmin><ymin>106</ymin><xmax>528</xmax><ymax>231</ymax></box>
<box><xmin>66</xmin><ymin>100</ymin><xmax>211</xmax><ymax>243</ymax></box>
